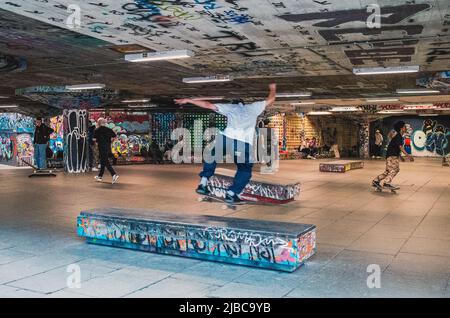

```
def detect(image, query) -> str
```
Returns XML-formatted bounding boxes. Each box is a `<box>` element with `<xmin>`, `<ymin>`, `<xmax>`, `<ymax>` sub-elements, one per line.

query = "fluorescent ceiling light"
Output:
<box><xmin>121</xmin><ymin>99</ymin><xmax>150</xmax><ymax>103</ymax></box>
<box><xmin>276</xmin><ymin>92</ymin><xmax>311</xmax><ymax>98</ymax></box>
<box><xmin>378</xmin><ymin>110</ymin><xmax>405</xmax><ymax>114</ymax></box>
<box><xmin>290</xmin><ymin>102</ymin><xmax>315</xmax><ymax>106</ymax></box>
<box><xmin>396</xmin><ymin>89</ymin><xmax>440</xmax><ymax>94</ymax></box>
<box><xmin>191</xmin><ymin>96</ymin><xmax>225</xmax><ymax>101</ymax></box>
<box><xmin>366</xmin><ymin>98</ymin><xmax>400</xmax><ymax>102</ymax></box>
<box><xmin>0</xmin><ymin>104</ymin><xmax>19</xmax><ymax>108</ymax></box>
<box><xmin>0</xmin><ymin>96</ymin><xmax>9</xmax><ymax>99</ymax></box>
<box><xmin>353</xmin><ymin>65</ymin><xmax>419</xmax><ymax>75</ymax></box>
<box><xmin>307</xmin><ymin>111</ymin><xmax>332</xmax><ymax>115</ymax></box>
<box><xmin>330</xmin><ymin>107</ymin><xmax>360</xmax><ymax>112</ymax></box>
<box><xmin>183</xmin><ymin>76</ymin><xmax>232</xmax><ymax>84</ymax></box>
<box><xmin>125</xmin><ymin>50</ymin><xmax>193</xmax><ymax>62</ymax></box>
<box><xmin>127</xmin><ymin>104</ymin><xmax>157</xmax><ymax>108</ymax></box>
<box><xmin>419</xmin><ymin>113</ymin><xmax>439</xmax><ymax>116</ymax></box>
<box><xmin>403</xmin><ymin>104</ymin><xmax>436</xmax><ymax>110</ymax></box>
<box><xmin>66</xmin><ymin>83</ymin><xmax>105</xmax><ymax>90</ymax></box>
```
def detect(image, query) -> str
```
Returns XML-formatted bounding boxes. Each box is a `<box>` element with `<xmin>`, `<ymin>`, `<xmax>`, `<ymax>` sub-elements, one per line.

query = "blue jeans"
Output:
<box><xmin>34</xmin><ymin>144</ymin><xmax>47</xmax><ymax>169</ymax></box>
<box><xmin>200</xmin><ymin>134</ymin><xmax>253</xmax><ymax>195</ymax></box>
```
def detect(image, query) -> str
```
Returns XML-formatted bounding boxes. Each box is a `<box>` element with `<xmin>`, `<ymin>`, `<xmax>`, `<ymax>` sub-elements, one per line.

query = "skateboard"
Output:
<box><xmin>197</xmin><ymin>192</ymin><xmax>276</xmax><ymax>210</ymax></box>
<box><xmin>21</xmin><ymin>158</ymin><xmax>57</xmax><ymax>177</ymax></box>
<box><xmin>372</xmin><ymin>183</ymin><xmax>399</xmax><ymax>194</ymax></box>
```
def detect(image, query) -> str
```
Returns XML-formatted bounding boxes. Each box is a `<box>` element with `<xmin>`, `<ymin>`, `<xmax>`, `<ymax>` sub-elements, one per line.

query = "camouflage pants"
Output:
<box><xmin>375</xmin><ymin>156</ymin><xmax>400</xmax><ymax>185</ymax></box>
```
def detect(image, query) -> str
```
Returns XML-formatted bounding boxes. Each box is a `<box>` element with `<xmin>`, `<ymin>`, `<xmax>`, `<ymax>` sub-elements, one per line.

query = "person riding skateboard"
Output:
<box><xmin>372</xmin><ymin>121</ymin><xmax>412</xmax><ymax>190</ymax></box>
<box><xmin>174</xmin><ymin>83</ymin><xmax>277</xmax><ymax>203</ymax></box>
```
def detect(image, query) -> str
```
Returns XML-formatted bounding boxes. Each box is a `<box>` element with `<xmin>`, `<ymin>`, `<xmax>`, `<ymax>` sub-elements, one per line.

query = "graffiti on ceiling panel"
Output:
<box><xmin>0</xmin><ymin>0</ymin><xmax>449</xmax><ymax>76</ymax></box>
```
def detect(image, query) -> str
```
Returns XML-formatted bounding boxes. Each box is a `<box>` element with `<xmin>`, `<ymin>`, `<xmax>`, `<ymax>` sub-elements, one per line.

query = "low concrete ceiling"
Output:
<box><xmin>1</xmin><ymin>0</ymin><xmax>450</xmax><ymax>116</ymax></box>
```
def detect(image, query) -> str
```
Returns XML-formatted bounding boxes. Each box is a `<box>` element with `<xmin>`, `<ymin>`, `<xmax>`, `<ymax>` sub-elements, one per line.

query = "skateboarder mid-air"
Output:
<box><xmin>174</xmin><ymin>83</ymin><xmax>277</xmax><ymax>203</ymax></box>
<box><xmin>372</xmin><ymin>121</ymin><xmax>412</xmax><ymax>190</ymax></box>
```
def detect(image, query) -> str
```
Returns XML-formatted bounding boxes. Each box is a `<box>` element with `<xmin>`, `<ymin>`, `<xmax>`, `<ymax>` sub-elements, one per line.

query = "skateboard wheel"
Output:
<box><xmin>221</xmin><ymin>205</ymin><xmax>228</xmax><ymax>210</ymax></box>
<box><xmin>197</xmin><ymin>197</ymin><xmax>203</xmax><ymax>202</ymax></box>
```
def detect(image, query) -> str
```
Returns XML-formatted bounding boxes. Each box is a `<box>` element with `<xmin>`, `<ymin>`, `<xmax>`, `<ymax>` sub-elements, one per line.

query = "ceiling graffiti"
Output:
<box><xmin>0</xmin><ymin>1</ymin><xmax>450</xmax><ymax>115</ymax></box>
<box><xmin>1</xmin><ymin>0</ymin><xmax>450</xmax><ymax>76</ymax></box>
<box><xmin>16</xmin><ymin>86</ymin><xmax>119</xmax><ymax>109</ymax></box>
<box><xmin>0</xmin><ymin>53</ymin><xmax>26</xmax><ymax>72</ymax></box>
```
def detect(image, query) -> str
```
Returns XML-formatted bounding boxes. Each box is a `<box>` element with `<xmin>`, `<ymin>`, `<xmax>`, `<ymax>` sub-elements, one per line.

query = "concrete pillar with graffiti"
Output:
<box><xmin>358</xmin><ymin>118</ymin><xmax>370</xmax><ymax>159</ymax></box>
<box><xmin>63</xmin><ymin>109</ymin><xmax>88</xmax><ymax>173</ymax></box>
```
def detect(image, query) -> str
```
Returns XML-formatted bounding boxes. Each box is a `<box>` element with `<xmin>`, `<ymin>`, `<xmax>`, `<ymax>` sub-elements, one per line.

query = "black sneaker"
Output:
<box><xmin>196</xmin><ymin>184</ymin><xmax>210</xmax><ymax>195</ymax></box>
<box><xmin>383</xmin><ymin>183</ymin><xmax>399</xmax><ymax>190</ymax></box>
<box><xmin>372</xmin><ymin>180</ymin><xmax>381</xmax><ymax>188</ymax></box>
<box><xmin>225</xmin><ymin>193</ymin><xmax>241</xmax><ymax>204</ymax></box>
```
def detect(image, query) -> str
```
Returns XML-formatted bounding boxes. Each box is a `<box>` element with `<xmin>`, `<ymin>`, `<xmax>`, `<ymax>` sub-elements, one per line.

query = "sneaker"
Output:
<box><xmin>225</xmin><ymin>193</ymin><xmax>241</xmax><ymax>204</ymax></box>
<box><xmin>94</xmin><ymin>176</ymin><xmax>102</xmax><ymax>182</ymax></box>
<box><xmin>383</xmin><ymin>183</ymin><xmax>399</xmax><ymax>190</ymax></box>
<box><xmin>112</xmin><ymin>174</ymin><xmax>119</xmax><ymax>184</ymax></box>
<box><xmin>92</xmin><ymin>167</ymin><xmax>99</xmax><ymax>172</ymax></box>
<box><xmin>372</xmin><ymin>180</ymin><xmax>381</xmax><ymax>188</ymax></box>
<box><xmin>196</xmin><ymin>184</ymin><xmax>210</xmax><ymax>195</ymax></box>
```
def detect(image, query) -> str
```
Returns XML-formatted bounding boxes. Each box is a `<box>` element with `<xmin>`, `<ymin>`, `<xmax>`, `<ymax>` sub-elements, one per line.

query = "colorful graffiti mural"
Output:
<box><xmin>49</xmin><ymin>115</ymin><xmax>64</xmax><ymax>155</ymax></box>
<box><xmin>375</xmin><ymin>116</ymin><xmax>450</xmax><ymax>157</ymax></box>
<box><xmin>15</xmin><ymin>133</ymin><xmax>34</xmax><ymax>165</ymax></box>
<box><xmin>0</xmin><ymin>113</ymin><xmax>34</xmax><ymax>133</ymax></box>
<box><xmin>90</xmin><ymin>111</ymin><xmax>151</xmax><ymax>163</ymax></box>
<box><xmin>0</xmin><ymin>133</ymin><xmax>13</xmax><ymax>162</ymax></box>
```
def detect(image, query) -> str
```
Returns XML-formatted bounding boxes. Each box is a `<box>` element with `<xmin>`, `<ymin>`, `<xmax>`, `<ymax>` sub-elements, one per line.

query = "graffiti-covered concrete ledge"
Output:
<box><xmin>209</xmin><ymin>168</ymin><xmax>300</xmax><ymax>204</ymax></box>
<box><xmin>319</xmin><ymin>160</ymin><xmax>364</xmax><ymax>173</ymax></box>
<box><xmin>77</xmin><ymin>208</ymin><xmax>316</xmax><ymax>272</ymax></box>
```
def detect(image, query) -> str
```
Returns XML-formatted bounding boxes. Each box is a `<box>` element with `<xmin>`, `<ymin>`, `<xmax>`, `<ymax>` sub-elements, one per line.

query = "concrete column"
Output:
<box><xmin>358</xmin><ymin>118</ymin><xmax>370</xmax><ymax>159</ymax></box>
<box><xmin>63</xmin><ymin>109</ymin><xmax>88</xmax><ymax>173</ymax></box>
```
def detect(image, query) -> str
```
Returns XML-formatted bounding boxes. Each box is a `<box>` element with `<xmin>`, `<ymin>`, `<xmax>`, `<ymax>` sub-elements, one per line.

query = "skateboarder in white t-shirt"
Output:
<box><xmin>175</xmin><ymin>83</ymin><xmax>277</xmax><ymax>203</ymax></box>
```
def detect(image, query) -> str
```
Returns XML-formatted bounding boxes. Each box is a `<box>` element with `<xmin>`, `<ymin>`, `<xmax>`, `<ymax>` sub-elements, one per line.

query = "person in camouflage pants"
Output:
<box><xmin>372</xmin><ymin>121</ymin><xmax>412</xmax><ymax>190</ymax></box>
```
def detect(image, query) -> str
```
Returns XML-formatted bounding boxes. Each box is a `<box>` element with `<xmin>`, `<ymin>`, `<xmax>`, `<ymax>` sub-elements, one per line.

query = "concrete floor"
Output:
<box><xmin>0</xmin><ymin>158</ymin><xmax>449</xmax><ymax>298</ymax></box>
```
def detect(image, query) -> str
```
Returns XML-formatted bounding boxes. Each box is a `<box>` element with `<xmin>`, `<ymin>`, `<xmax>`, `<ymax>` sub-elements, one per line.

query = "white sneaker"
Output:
<box><xmin>112</xmin><ymin>174</ymin><xmax>119</xmax><ymax>184</ymax></box>
<box><xmin>94</xmin><ymin>176</ymin><xmax>102</xmax><ymax>182</ymax></box>
<box><xmin>92</xmin><ymin>167</ymin><xmax>99</xmax><ymax>172</ymax></box>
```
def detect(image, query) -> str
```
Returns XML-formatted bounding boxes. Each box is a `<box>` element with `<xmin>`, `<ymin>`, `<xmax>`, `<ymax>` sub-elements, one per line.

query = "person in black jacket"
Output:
<box><xmin>93</xmin><ymin>118</ymin><xmax>119</xmax><ymax>184</ymax></box>
<box><xmin>372</xmin><ymin>121</ymin><xmax>412</xmax><ymax>190</ymax></box>
<box><xmin>33</xmin><ymin>117</ymin><xmax>54</xmax><ymax>169</ymax></box>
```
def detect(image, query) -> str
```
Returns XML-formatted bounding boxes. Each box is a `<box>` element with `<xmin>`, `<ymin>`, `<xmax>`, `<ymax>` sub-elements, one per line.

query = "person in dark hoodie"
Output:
<box><xmin>93</xmin><ymin>118</ymin><xmax>119</xmax><ymax>184</ymax></box>
<box><xmin>372</xmin><ymin>121</ymin><xmax>412</xmax><ymax>190</ymax></box>
<box><xmin>33</xmin><ymin>117</ymin><xmax>54</xmax><ymax>169</ymax></box>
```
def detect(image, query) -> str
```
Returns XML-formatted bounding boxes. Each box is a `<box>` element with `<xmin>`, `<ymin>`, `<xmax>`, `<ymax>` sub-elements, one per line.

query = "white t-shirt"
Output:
<box><xmin>215</xmin><ymin>101</ymin><xmax>267</xmax><ymax>145</ymax></box>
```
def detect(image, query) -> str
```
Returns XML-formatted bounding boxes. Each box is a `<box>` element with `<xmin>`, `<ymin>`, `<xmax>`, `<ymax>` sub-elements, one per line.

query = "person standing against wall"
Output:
<box><xmin>93</xmin><ymin>118</ymin><xmax>119</xmax><ymax>184</ymax></box>
<box><xmin>373</xmin><ymin>129</ymin><xmax>384</xmax><ymax>159</ymax></box>
<box><xmin>33</xmin><ymin>117</ymin><xmax>54</xmax><ymax>169</ymax></box>
<box><xmin>331</xmin><ymin>127</ymin><xmax>340</xmax><ymax>159</ymax></box>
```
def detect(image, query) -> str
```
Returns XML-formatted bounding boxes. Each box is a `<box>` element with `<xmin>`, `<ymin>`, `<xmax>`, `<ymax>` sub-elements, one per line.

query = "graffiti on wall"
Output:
<box><xmin>0</xmin><ymin>113</ymin><xmax>34</xmax><ymax>133</ymax></box>
<box><xmin>377</xmin><ymin>116</ymin><xmax>450</xmax><ymax>157</ymax></box>
<box><xmin>15</xmin><ymin>133</ymin><xmax>34</xmax><ymax>164</ymax></box>
<box><xmin>49</xmin><ymin>115</ymin><xmax>64</xmax><ymax>155</ymax></box>
<box><xmin>64</xmin><ymin>109</ymin><xmax>88</xmax><ymax>173</ymax></box>
<box><xmin>90</xmin><ymin>111</ymin><xmax>151</xmax><ymax>162</ymax></box>
<box><xmin>0</xmin><ymin>133</ymin><xmax>13</xmax><ymax>161</ymax></box>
